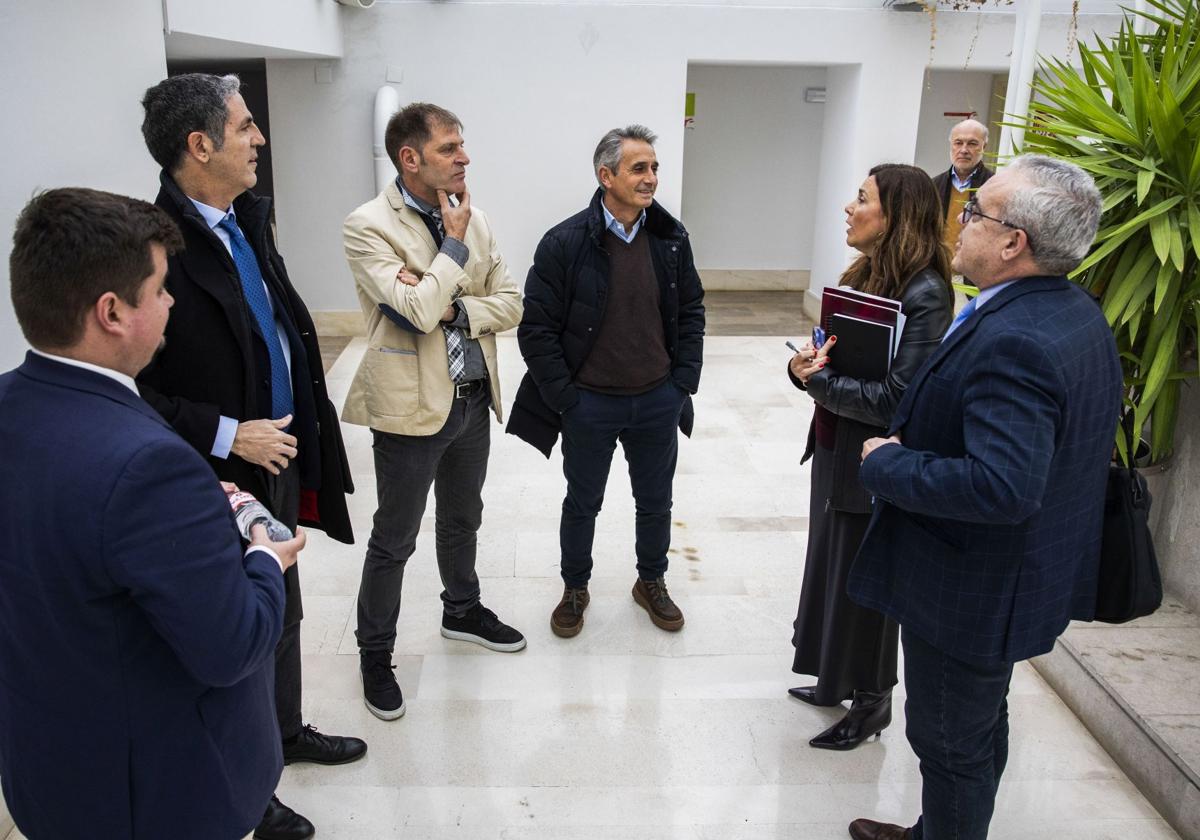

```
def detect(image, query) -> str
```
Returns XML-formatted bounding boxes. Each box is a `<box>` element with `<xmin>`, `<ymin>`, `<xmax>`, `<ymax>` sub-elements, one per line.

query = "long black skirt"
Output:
<box><xmin>791</xmin><ymin>444</ymin><xmax>898</xmax><ymax>705</ymax></box>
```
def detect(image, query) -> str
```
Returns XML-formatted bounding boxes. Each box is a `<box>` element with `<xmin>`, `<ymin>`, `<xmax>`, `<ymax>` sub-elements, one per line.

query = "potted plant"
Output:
<box><xmin>1017</xmin><ymin>0</ymin><xmax>1199</xmax><ymax>465</ymax></box>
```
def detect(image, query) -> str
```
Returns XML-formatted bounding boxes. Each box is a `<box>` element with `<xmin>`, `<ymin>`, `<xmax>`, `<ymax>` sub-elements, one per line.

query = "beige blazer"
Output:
<box><xmin>341</xmin><ymin>181</ymin><xmax>522</xmax><ymax>435</ymax></box>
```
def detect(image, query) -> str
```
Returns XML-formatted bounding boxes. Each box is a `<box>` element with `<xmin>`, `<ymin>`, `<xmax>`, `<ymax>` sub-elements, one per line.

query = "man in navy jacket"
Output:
<box><xmin>0</xmin><ymin>188</ymin><xmax>305</xmax><ymax>840</ymax></box>
<box><xmin>508</xmin><ymin>125</ymin><xmax>705</xmax><ymax>638</ymax></box>
<box><xmin>847</xmin><ymin>156</ymin><xmax>1122</xmax><ymax>840</ymax></box>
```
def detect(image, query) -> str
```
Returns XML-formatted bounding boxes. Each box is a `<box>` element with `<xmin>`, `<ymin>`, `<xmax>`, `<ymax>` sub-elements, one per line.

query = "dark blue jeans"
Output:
<box><xmin>559</xmin><ymin>378</ymin><xmax>685</xmax><ymax>588</ymax></box>
<box><xmin>903</xmin><ymin>627</ymin><xmax>1014</xmax><ymax>840</ymax></box>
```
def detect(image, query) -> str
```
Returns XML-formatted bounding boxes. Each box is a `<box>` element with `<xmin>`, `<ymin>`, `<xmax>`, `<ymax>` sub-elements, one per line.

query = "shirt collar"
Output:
<box><xmin>395</xmin><ymin>177</ymin><xmax>450</xmax><ymax>218</ymax></box>
<box><xmin>951</xmin><ymin>166</ymin><xmax>979</xmax><ymax>191</ymax></box>
<box><xmin>974</xmin><ymin>279</ymin><xmax>1018</xmax><ymax>310</ymax></box>
<box><xmin>30</xmin><ymin>349</ymin><xmax>139</xmax><ymax>395</ymax></box>
<box><xmin>601</xmin><ymin>198</ymin><xmax>646</xmax><ymax>239</ymax></box>
<box><xmin>187</xmin><ymin>196</ymin><xmax>234</xmax><ymax>232</ymax></box>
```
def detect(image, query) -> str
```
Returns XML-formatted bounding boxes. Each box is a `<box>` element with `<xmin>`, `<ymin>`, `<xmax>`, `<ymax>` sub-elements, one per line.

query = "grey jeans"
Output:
<box><xmin>355</xmin><ymin>385</ymin><xmax>490</xmax><ymax>653</ymax></box>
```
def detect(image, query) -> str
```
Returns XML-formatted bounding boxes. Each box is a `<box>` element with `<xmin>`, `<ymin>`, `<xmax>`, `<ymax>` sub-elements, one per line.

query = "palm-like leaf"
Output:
<box><xmin>1020</xmin><ymin>0</ymin><xmax>1200</xmax><ymax>463</ymax></box>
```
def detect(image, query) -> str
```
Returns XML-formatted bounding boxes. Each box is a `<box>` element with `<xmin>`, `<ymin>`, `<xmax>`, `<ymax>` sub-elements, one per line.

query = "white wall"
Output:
<box><xmin>266</xmin><ymin>4</ymin><xmax>1119</xmax><ymax>315</ymax></box>
<box><xmin>681</xmin><ymin>64</ymin><xmax>826</xmax><ymax>271</ymax></box>
<box><xmin>0</xmin><ymin>2</ymin><xmax>1124</xmax><ymax>358</ymax></box>
<box><xmin>164</xmin><ymin>0</ymin><xmax>343</xmax><ymax>59</ymax></box>
<box><xmin>0</xmin><ymin>0</ymin><xmax>169</xmax><ymax>369</ymax></box>
<box><xmin>914</xmin><ymin>70</ymin><xmax>997</xmax><ymax>178</ymax></box>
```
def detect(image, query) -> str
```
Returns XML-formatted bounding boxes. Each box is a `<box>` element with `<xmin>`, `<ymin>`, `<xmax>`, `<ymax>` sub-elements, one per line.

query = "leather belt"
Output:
<box><xmin>454</xmin><ymin>379</ymin><xmax>485</xmax><ymax>399</ymax></box>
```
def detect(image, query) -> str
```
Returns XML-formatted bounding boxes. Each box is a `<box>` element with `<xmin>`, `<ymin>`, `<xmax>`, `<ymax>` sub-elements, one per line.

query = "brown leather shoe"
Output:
<box><xmin>551</xmin><ymin>586</ymin><xmax>590</xmax><ymax>637</ymax></box>
<box><xmin>632</xmin><ymin>577</ymin><xmax>684</xmax><ymax>631</ymax></box>
<box><xmin>848</xmin><ymin>818</ymin><xmax>912</xmax><ymax>840</ymax></box>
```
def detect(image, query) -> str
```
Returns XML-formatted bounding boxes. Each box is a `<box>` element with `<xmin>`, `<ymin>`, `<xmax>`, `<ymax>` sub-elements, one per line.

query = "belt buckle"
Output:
<box><xmin>455</xmin><ymin>381</ymin><xmax>471</xmax><ymax>399</ymax></box>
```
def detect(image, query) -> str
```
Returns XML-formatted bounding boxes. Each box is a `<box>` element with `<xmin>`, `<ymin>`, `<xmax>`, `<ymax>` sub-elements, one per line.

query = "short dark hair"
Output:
<box><xmin>384</xmin><ymin>103</ymin><xmax>462</xmax><ymax>173</ymax></box>
<box><xmin>9</xmin><ymin>188</ymin><xmax>183</xmax><ymax>349</ymax></box>
<box><xmin>141</xmin><ymin>73</ymin><xmax>242</xmax><ymax>172</ymax></box>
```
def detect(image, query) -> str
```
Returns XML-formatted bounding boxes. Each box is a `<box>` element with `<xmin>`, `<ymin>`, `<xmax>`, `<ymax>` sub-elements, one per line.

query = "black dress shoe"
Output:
<box><xmin>787</xmin><ymin>685</ymin><xmax>846</xmax><ymax>707</ymax></box>
<box><xmin>810</xmin><ymin>689</ymin><xmax>892</xmax><ymax>751</ymax></box>
<box><xmin>282</xmin><ymin>723</ymin><xmax>368</xmax><ymax>766</ymax></box>
<box><xmin>254</xmin><ymin>796</ymin><xmax>315</xmax><ymax>840</ymax></box>
<box><xmin>848</xmin><ymin>817</ymin><xmax>912</xmax><ymax>840</ymax></box>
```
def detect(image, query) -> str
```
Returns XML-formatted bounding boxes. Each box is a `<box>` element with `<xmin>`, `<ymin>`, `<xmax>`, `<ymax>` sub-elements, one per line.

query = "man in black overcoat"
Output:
<box><xmin>137</xmin><ymin>73</ymin><xmax>364</xmax><ymax>840</ymax></box>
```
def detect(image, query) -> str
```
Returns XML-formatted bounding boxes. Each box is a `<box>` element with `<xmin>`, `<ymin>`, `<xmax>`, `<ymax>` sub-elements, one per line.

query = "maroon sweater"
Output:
<box><xmin>575</xmin><ymin>229</ymin><xmax>671</xmax><ymax>395</ymax></box>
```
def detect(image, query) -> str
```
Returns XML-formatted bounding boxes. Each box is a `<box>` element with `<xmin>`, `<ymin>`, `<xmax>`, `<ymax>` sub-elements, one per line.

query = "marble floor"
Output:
<box><xmin>238</xmin><ymin>328</ymin><xmax>1182</xmax><ymax>840</ymax></box>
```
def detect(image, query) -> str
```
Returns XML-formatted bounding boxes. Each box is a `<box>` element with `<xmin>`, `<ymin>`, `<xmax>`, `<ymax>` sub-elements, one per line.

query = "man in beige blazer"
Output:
<box><xmin>342</xmin><ymin>102</ymin><xmax>524</xmax><ymax>722</ymax></box>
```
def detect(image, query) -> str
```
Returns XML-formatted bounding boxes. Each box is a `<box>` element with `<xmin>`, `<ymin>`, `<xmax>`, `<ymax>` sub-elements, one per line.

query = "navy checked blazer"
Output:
<box><xmin>848</xmin><ymin>276</ymin><xmax>1122</xmax><ymax>664</ymax></box>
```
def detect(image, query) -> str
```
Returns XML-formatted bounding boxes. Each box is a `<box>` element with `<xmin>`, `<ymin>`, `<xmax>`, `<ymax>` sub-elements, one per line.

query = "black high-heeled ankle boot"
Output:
<box><xmin>808</xmin><ymin>688</ymin><xmax>891</xmax><ymax>751</ymax></box>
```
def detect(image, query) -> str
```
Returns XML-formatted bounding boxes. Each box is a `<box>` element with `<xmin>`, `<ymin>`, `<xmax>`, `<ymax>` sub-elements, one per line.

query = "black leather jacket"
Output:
<box><xmin>793</xmin><ymin>267</ymin><xmax>952</xmax><ymax>512</ymax></box>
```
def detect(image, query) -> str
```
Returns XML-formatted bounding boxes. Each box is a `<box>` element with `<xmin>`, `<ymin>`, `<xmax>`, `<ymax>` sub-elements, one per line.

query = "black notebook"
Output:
<box><xmin>827</xmin><ymin>313</ymin><xmax>893</xmax><ymax>381</ymax></box>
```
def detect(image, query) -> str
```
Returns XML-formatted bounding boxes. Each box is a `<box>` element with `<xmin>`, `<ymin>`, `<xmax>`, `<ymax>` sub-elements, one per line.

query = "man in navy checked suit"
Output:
<box><xmin>845</xmin><ymin>155</ymin><xmax>1122</xmax><ymax>840</ymax></box>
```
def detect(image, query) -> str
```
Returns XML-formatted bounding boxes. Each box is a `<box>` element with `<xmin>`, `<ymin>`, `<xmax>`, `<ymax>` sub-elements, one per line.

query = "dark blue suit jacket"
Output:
<box><xmin>0</xmin><ymin>353</ymin><xmax>286</xmax><ymax>839</ymax></box>
<box><xmin>849</xmin><ymin>276</ymin><xmax>1122</xmax><ymax>664</ymax></box>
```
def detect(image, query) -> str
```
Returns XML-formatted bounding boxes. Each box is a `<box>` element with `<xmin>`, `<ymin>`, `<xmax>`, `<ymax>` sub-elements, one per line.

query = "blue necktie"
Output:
<box><xmin>218</xmin><ymin>215</ymin><xmax>294</xmax><ymax>420</ymax></box>
<box><xmin>942</xmin><ymin>295</ymin><xmax>978</xmax><ymax>342</ymax></box>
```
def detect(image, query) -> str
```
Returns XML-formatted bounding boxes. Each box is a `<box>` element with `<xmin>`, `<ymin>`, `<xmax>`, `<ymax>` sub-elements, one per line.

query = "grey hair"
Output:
<box><xmin>141</xmin><ymin>73</ymin><xmax>242</xmax><ymax>171</ymax></box>
<box><xmin>1000</xmin><ymin>154</ymin><xmax>1102</xmax><ymax>275</ymax></box>
<box><xmin>593</xmin><ymin>125</ymin><xmax>657</xmax><ymax>185</ymax></box>
<box><xmin>950</xmin><ymin>118</ymin><xmax>989</xmax><ymax>145</ymax></box>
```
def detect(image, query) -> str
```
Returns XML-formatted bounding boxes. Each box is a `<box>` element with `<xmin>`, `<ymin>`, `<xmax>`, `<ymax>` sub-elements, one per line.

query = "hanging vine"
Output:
<box><xmin>917</xmin><ymin>0</ymin><xmax>1016</xmax><ymax>70</ymax></box>
<box><xmin>1066</xmin><ymin>0</ymin><xmax>1081</xmax><ymax>62</ymax></box>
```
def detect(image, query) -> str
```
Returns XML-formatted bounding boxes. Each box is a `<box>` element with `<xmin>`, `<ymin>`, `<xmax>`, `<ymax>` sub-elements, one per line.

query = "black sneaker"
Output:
<box><xmin>359</xmin><ymin>650</ymin><xmax>405</xmax><ymax>720</ymax></box>
<box><xmin>441</xmin><ymin>603</ymin><xmax>527</xmax><ymax>652</ymax></box>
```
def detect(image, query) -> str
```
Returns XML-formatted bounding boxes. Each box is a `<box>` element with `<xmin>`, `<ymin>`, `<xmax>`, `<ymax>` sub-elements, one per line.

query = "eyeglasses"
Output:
<box><xmin>959</xmin><ymin>198</ymin><xmax>1035</xmax><ymax>252</ymax></box>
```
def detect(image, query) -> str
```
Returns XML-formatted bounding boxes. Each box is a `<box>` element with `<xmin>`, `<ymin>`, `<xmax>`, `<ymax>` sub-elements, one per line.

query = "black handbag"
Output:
<box><xmin>1093</xmin><ymin>414</ymin><xmax>1163</xmax><ymax>623</ymax></box>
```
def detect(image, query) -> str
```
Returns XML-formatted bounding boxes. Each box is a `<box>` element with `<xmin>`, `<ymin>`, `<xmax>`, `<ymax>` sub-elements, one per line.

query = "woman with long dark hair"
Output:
<box><xmin>787</xmin><ymin>163</ymin><xmax>953</xmax><ymax>750</ymax></box>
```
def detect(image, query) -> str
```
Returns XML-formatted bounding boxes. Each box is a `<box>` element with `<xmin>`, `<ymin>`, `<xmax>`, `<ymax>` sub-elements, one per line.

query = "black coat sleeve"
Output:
<box><xmin>135</xmin><ymin>364</ymin><xmax>223</xmax><ymax>457</ymax></box>
<box><xmin>671</xmin><ymin>235</ymin><xmax>706</xmax><ymax>394</ymax></box>
<box><xmin>518</xmin><ymin>231</ymin><xmax>579</xmax><ymax>414</ymax></box>
<box><xmin>806</xmin><ymin>270</ymin><xmax>952</xmax><ymax>429</ymax></box>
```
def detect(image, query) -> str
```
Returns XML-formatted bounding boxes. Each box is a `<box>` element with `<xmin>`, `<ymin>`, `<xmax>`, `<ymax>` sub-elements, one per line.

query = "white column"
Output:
<box><xmin>806</xmin><ymin>54</ymin><xmax>926</xmax><ymax>317</ymax></box>
<box><xmin>998</xmin><ymin>0</ymin><xmax>1042</xmax><ymax>162</ymax></box>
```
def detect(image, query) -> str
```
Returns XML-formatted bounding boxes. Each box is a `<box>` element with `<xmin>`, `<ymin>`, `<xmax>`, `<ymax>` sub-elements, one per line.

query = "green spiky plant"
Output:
<box><xmin>1019</xmin><ymin>0</ymin><xmax>1199</xmax><ymax>465</ymax></box>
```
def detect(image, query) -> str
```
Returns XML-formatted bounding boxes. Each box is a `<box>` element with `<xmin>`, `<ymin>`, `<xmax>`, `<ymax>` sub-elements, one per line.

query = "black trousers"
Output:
<box><xmin>267</xmin><ymin>462</ymin><xmax>303</xmax><ymax>742</ymax></box>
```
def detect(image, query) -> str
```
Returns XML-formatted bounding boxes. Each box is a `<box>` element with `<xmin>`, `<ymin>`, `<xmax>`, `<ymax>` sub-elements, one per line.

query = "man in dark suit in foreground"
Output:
<box><xmin>137</xmin><ymin>73</ymin><xmax>363</xmax><ymax>839</ymax></box>
<box><xmin>0</xmin><ymin>188</ymin><xmax>306</xmax><ymax>840</ymax></box>
<box><xmin>846</xmin><ymin>155</ymin><xmax>1122</xmax><ymax>840</ymax></box>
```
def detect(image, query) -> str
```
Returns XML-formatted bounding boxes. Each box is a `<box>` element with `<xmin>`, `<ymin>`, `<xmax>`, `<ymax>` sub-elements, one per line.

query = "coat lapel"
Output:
<box><xmin>157</xmin><ymin>178</ymin><xmax>261</xmax><ymax>361</ymax></box>
<box><xmin>888</xmin><ymin>276</ymin><xmax>1070</xmax><ymax>435</ymax></box>
<box><xmin>385</xmin><ymin>181</ymin><xmax>439</xmax><ymax>256</ymax></box>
